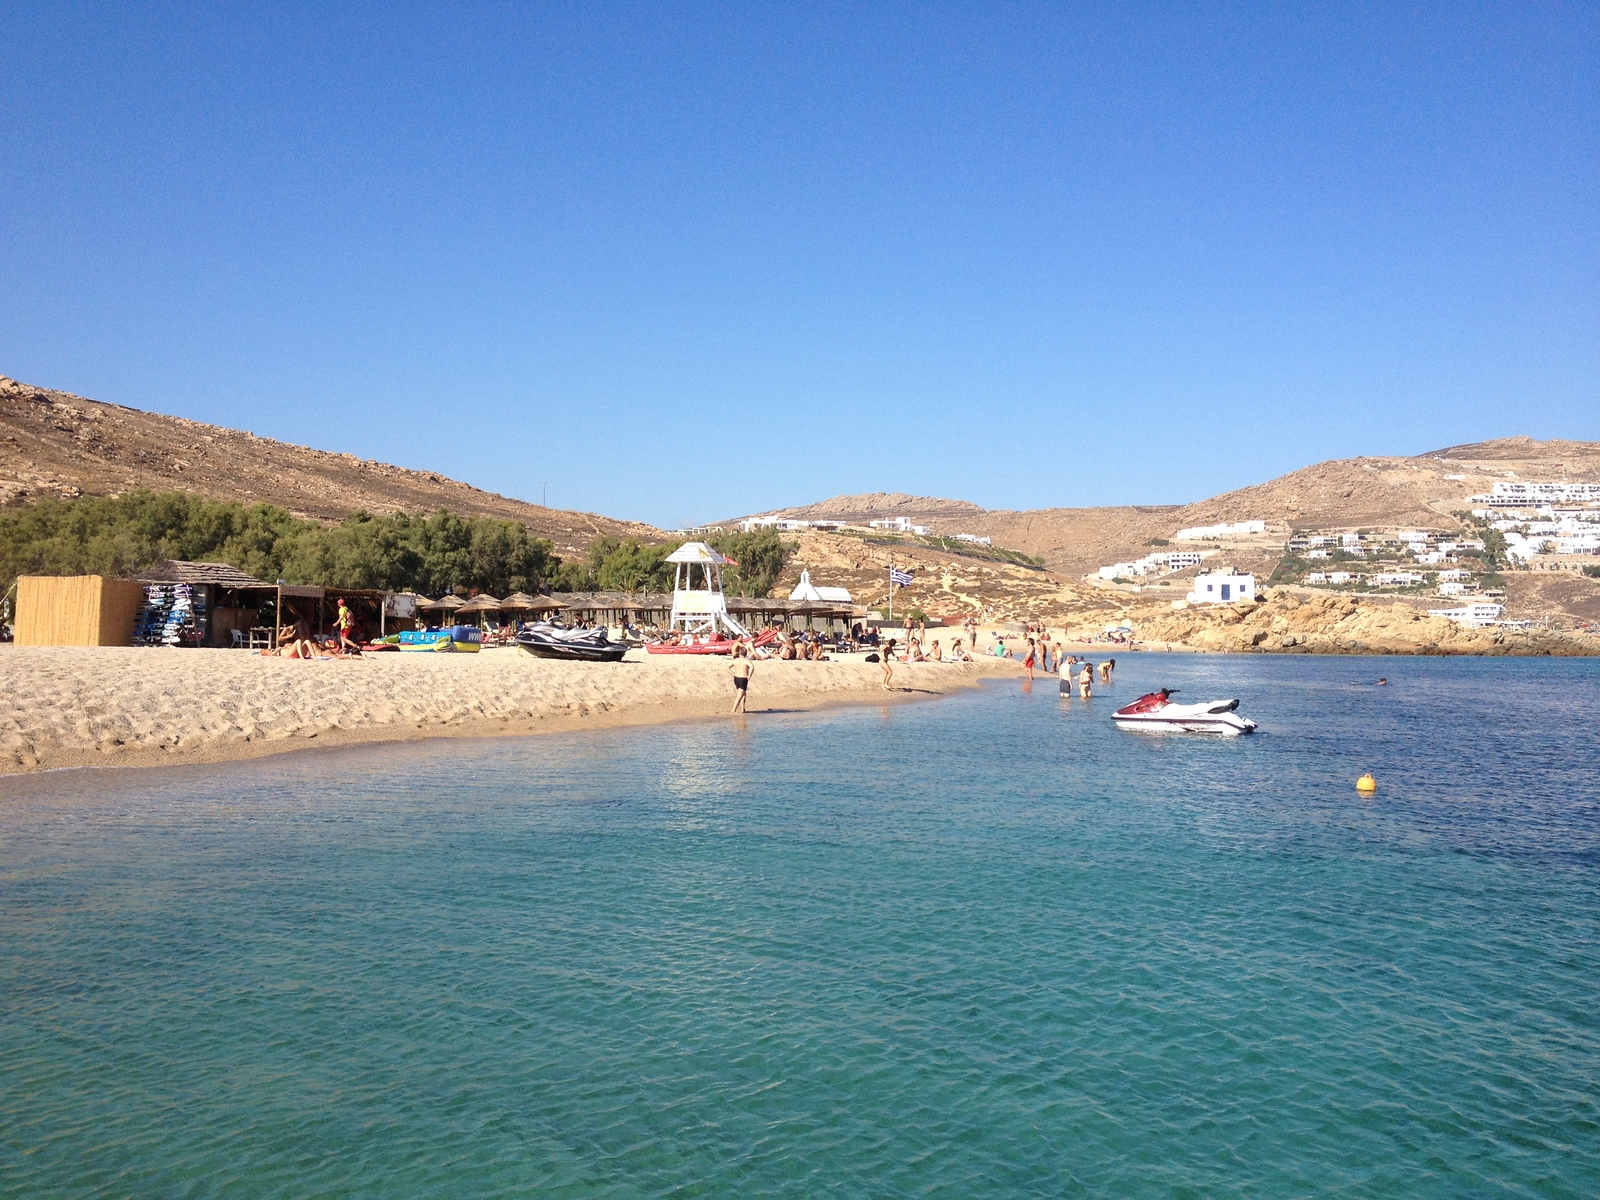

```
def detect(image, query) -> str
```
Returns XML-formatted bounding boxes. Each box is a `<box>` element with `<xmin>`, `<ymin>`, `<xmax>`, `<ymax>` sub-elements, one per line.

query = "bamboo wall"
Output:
<box><xmin>15</xmin><ymin>576</ymin><xmax>147</xmax><ymax>646</ymax></box>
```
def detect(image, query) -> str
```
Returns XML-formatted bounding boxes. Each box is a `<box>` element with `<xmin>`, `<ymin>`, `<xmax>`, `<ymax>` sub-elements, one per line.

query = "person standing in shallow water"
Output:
<box><xmin>729</xmin><ymin>645</ymin><xmax>753</xmax><ymax>714</ymax></box>
<box><xmin>1079</xmin><ymin>662</ymin><xmax>1093</xmax><ymax>699</ymax></box>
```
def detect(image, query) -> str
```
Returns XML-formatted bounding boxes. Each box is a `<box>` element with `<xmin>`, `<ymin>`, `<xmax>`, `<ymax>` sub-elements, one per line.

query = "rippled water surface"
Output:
<box><xmin>3</xmin><ymin>654</ymin><xmax>1599</xmax><ymax>1197</ymax></box>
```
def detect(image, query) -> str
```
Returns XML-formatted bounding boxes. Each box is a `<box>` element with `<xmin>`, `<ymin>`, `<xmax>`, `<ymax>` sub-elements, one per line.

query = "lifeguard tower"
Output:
<box><xmin>666</xmin><ymin>542</ymin><xmax>748</xmax><ymax>637</ymax></box>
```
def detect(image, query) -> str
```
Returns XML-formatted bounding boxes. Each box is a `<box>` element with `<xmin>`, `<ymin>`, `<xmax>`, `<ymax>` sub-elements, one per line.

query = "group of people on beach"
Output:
<box><xmin>260</xmin><ymin>599</ymin><xmax>363</xmax><ymax>659</ymax></box>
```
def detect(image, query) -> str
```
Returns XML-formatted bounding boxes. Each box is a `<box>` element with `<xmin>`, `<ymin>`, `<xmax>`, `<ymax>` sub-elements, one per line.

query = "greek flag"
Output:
<box><xmin>889</xmin><ymin>566</ymin><xmax>914</xmax><ymax>586</ymax></box>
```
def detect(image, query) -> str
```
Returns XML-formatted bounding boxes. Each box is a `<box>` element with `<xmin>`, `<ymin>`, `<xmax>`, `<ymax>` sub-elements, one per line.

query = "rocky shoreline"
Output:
<box><xmin>1131</xmin><ymin>589</ymin><xmax>1600</xmax><ymax>656</ymax></box>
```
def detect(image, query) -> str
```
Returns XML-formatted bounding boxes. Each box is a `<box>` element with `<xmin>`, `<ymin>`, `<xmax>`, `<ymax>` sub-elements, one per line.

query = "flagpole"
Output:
<box><xmin>888</xmin><ymin>558</ymin><xmax>895</xmax><ymax>622</ymax></box>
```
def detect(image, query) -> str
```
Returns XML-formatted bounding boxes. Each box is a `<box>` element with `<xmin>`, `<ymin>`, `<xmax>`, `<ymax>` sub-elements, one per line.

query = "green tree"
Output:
<box><xmin>557</xmin><ymin>536</ymin><xmax>673</xmax><ymax>593</ymax></box>
<box><xmin>706</xmin><ymin>529</ymin><xmax>797</xmax><ymax>597</ymax></box>
<box><xmin>0</xmin><ymin>491</ymin><xmax>558</xmax><ymax>598</ymax></box>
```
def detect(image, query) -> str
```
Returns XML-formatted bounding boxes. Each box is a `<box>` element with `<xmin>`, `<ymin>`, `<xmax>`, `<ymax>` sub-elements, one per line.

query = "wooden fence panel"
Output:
<box><xmin>15</xmin><ymin>576</ymin><xmax>146</xmax><ymax>646</ymax></box>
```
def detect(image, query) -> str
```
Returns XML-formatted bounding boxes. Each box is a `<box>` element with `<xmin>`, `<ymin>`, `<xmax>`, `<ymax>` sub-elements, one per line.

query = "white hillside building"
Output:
<box><xmin>1187</xmin><ymin>570</ymin><xmax>1256</xmax><ymax>604</ymax></box>
<box><xmin>1428</xmin><ymin>602</ymin><xmax>1504</xmax><ymax>627</ymax></box>
<box><xmin>1176</xmin><ymin>520</ymin><xmax>1266</xmax><ymax>541</ymax></box>
<box><xmin>788</xmin><ymin>570</ymin><xmax>853</xmax><ymax>606</ymax></box>
<box><xmin>868</xmin><ymin>517</ymin><xmax>930</xmax><ymax>535</ymax></box>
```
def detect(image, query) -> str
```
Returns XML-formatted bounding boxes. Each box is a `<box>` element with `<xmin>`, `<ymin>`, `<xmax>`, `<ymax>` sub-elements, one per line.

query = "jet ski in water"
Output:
<box><xmin>1111</xmin><ymin>689</ymin><xmax>1257</xmax><ymax>735</ymax></box>
<box><xmin>515</xmin><ymin>623</ymin><xmax>628</xmax><ymax>663</ymax></box>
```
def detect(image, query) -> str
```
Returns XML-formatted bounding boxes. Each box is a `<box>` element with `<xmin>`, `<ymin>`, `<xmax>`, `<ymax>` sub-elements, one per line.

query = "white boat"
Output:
<box><xmin>1111</xmin><ymin>691</ymin><xmax>1257</xmax><ymax>735</ymax></box>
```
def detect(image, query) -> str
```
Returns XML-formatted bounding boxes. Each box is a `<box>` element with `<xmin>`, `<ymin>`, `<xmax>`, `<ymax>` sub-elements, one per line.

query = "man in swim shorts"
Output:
<box><xmin>730</xmin><ymin>644</ymin><xmax>754</xmax><ymax>713</ymax></box>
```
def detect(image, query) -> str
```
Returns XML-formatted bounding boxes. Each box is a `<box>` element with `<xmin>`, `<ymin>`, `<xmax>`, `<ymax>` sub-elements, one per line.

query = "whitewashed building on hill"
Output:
<box><xmin>868</xmin><ymin>516</ymin><xmax>930</xmax><ymax>535</ymax></box>
<box><xmin>1175</xmin><ymin>520</ymin><xmax>1266</xmax><ymax>541</ymax></box>
<box><xmin>1428</xmin><ymin>602</ymin><xmax>1504</xmax><ymax>627</ymax></box>
<box><xmin>1470</xmin><ymin>481</ymin><xmax>1600</xmax><ymax>507</ymax></box>
<box><xmin>1187</xmin><ymin>570</ymin><xmax>1256</xmax><ymax>604</ymax></box>
<box><xmin>788</xmin><ymin>570</ymin><xmax>853</xmax><ymax>606</ymax></box>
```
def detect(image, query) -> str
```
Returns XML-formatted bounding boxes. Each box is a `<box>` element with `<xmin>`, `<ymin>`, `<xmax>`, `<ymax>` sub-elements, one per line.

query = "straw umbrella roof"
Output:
<box><xmin>455</xmin><ymin>594</ymin><xmax>503</xmax><ymax>614</ymax></box>
<box><xmin>500</xmin><ymin>591</ymin><xmax>540</xmax><ymax>608</ymax></box>
<box><xmin>420</xmin><ymin>594</ymin><xmax>465</xmax><ymax>611</ymax></box>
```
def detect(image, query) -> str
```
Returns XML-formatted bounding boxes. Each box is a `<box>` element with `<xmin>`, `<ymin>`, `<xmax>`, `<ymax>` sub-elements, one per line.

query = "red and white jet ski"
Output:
<box><xmin>1112</xmin><ymin>690</ymin><xmax>1257</xmax><ymax>735</ymax></box>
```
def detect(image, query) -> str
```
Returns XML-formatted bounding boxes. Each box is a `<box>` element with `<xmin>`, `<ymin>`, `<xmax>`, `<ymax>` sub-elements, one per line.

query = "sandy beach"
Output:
<box><xmin>0</xmin><ymin>645</ymin><xmax>1020</xmax><ymax>775</ymax></box>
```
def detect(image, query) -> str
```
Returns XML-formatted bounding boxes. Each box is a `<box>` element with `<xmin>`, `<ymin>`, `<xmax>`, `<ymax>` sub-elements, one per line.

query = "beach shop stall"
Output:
<box><xmin>271</xmin><ymin>585</ymin><xmax>391</xmax><ymax>647</ymax></box>
<box><xmin>12</xmin><ymin>575</ymin><xmax>148</xmax><ymax>646</ymax></box>
<box><xmin>383</xmin><ymin>592</ymin><xmax>423</xmax><ymax>635</ymax></box>
<box><xmin>134</xmin><ymin>561</ymin><xmax>281</xmax><ymax>648</ymax></box>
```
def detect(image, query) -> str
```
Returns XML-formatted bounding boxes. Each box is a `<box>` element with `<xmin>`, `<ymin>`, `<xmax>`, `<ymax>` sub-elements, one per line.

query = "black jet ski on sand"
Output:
<box><xmin>515</xmin><ymin>623</ymin><xmax>628</xmax><ymax>663</ymax></box>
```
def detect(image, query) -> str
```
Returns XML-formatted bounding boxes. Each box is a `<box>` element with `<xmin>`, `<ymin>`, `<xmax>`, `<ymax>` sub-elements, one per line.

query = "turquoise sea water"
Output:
<box><xmin>3</xmin><ymin>655</ymin><xmax>1598</xmax><ymax>1197</ymax></box>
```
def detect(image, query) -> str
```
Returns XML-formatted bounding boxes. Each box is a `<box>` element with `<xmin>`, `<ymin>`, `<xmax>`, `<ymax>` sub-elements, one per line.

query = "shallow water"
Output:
<box><xmin>3</xmin><ymin>654</ymin><xmax>1598</xmax><ymax>1197</ymax></box>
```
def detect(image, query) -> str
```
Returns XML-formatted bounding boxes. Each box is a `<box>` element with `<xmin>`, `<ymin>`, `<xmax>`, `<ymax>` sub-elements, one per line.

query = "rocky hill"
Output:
<box><xmin>758</xmin><ymin>438</ymin><xmax>1600</xmax><ymax>575</ymax></box>
<box><xmin>0</xmin><ymin>374</ymin><xmax>661</xmax><ymax>557</ymax></box>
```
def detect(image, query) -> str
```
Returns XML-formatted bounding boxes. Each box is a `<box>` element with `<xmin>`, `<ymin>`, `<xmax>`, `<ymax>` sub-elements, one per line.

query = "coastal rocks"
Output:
<box><xmin>1131</xmin><ymin>592</ymin><xmax>1600</xmax><ymax>657</ymax></box>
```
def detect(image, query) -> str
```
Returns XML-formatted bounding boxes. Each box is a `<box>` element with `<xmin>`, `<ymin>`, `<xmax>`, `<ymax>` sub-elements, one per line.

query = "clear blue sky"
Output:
<box><xmin>2</xmin><ymin>4</ymin><xmax>1595</xmax><ymax>528</ymax></box>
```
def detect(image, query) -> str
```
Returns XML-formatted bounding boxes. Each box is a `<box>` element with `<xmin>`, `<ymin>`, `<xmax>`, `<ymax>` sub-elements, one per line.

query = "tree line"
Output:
<box><xmin>0</xmin><ymin>490</ymin><xmax>795</xmax><ymax>602</ymax></box>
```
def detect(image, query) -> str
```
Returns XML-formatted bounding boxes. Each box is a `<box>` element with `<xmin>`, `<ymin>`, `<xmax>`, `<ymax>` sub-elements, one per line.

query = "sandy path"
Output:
<box><xmin>0</xmin><ymin>645</ymin><xmax>1019</xmax><ymax>775</ymax></box>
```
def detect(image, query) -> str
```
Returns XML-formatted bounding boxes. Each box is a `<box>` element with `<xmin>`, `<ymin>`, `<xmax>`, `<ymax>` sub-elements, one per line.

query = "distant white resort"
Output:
<box><xmin>1175</xmin><ymin>520</ymin><xmax>1266</xmax><ymax>541</ymax></box>
<box><xmin>1498</xmin><ymin>518</ymin><xmax>1600</xmax><ymax>565</ymax></box>
<box><xmin>737</xmin><ymin>515</ymin><xmax>845</xmax><ymax>533</ymax></box>
<box><xmin>735</xmin><ymin>514</ymin><xmax>997</xmax><ymax>547</ymax></box>
<box><xmin>1428</xmin><ymin>602</ymin><xmax>1506</xmax><ymax>628</ymax></box>
<box><xmin>1096</xmin><ymin>549</ymin><xmax>1202</xmax><ymax>581</ymax></box>
<box><xmin>1187</xmin><ymin>570</ymin><xmax>1256</xmax><ymax>604</ymax></box>
<box><xmin>868</xmin><ymin>517</ymin><xmax>930</xmax><ymax>535</ymax></box>
<box><xmin>1469</xmin><ymin>481</ymin><xmax>1600</xmax><ymax>507</ymax></box>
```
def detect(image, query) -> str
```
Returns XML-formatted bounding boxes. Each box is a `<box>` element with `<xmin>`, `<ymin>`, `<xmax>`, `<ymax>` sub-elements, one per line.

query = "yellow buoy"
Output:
<box><xmin>1355</xmin><ymin>773</ymin><xmax>1377</xmax><ymax>793</ymax></box>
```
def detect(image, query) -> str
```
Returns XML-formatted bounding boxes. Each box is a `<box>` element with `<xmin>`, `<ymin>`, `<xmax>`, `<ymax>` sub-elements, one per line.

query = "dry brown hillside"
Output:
<box><xmin>0</xmin><ymin>374</ymin><xmax>661</xmax><ymax>556</ymax></box>
<box><xmin>765</xmin><ymin>438</ymin><xmax>1600</xmax><ymax>575</ymax></box>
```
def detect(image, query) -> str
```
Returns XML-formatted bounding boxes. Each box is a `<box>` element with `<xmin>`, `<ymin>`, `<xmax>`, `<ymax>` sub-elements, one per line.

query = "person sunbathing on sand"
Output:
<box><xmin>267</xmin><ymin>619</ymin><xmax>316</xmax><ymax>659</ymax></box>
<box><xmin>927</xmin><ymin>639</ymin><xmax>941</xmax><ymax>662</ymax></box>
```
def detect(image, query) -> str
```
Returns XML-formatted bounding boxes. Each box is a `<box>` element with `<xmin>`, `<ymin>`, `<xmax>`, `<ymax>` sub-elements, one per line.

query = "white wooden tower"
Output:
<box><xmin>666</xmin><ymin>542</ymin><xmax>748</xmax><ymax>636</ymax></box>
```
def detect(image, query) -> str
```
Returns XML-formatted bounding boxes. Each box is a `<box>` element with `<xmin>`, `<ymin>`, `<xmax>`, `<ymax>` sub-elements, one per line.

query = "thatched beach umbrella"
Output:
<box><xmin>455</xmin><ymin>594</ymin><xmax>503</xmax><ymax>627</ymax></box>
<box><xmin>501</xmin><ymin>591</ymin><xmax>540</xmax><ymax>610</ymax></box>
<box><xmin>420</xmin><ymin>594</ymin><xmax>465</xmax><ymax>627</ymax></box>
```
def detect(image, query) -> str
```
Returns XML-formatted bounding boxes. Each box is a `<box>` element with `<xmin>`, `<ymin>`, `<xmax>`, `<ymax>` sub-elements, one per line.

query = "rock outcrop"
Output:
<box><xmin>1133</xmin><ymin>589</ymin><xmax>1599</xmax><ymax>656</ymax></box>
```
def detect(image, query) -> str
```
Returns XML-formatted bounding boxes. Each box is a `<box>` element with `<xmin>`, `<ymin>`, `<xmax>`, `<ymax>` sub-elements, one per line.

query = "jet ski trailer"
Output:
<box><xmin>1111</xmin><ymin>693</ymin><xmax>1258</xmax><ymax>735</ymax></box>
